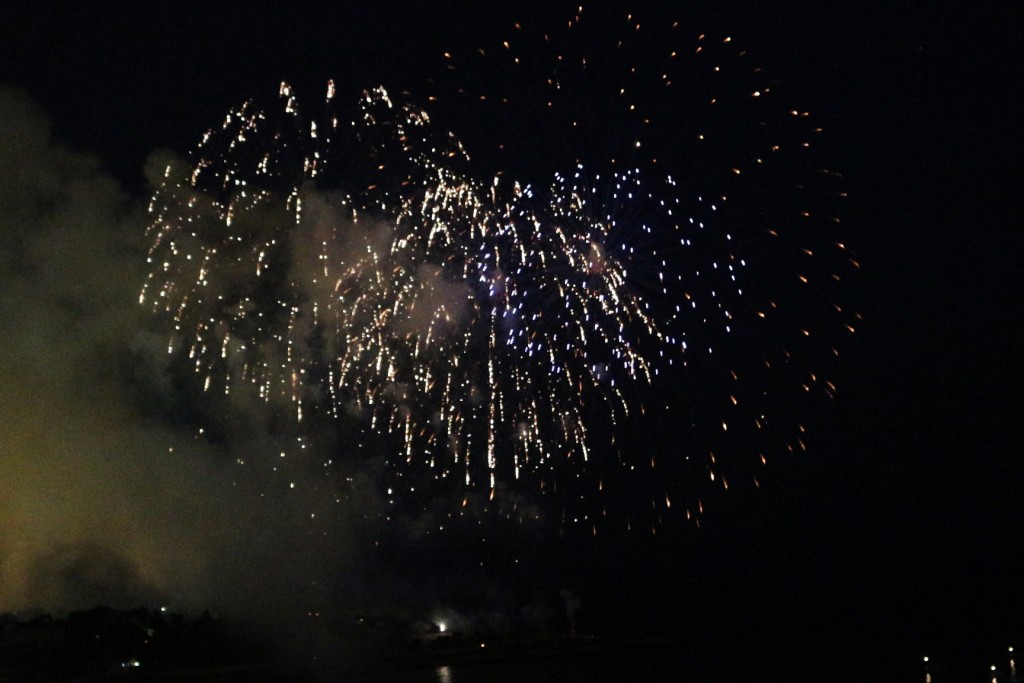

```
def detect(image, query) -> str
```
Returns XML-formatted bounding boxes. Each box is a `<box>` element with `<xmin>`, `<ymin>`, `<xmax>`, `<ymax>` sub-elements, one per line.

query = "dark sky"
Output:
<box><xmin>1</xmin><ymin>0</ymin><xmax>1019</xmax><ymax>676</ymax></box>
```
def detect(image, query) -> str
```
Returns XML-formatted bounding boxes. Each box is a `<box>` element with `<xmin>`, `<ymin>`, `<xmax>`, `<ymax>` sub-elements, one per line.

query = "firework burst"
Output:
<box><xmin>141</xmin><ymin>7</ymin><xmax>857</xmax><ymax>531</ymax></box>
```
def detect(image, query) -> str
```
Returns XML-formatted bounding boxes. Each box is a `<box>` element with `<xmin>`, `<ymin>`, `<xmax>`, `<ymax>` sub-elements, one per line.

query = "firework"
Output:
<box><xmin>141</xmin><ymin>8</ymin><xmax>856</xmax><ymax>529</ymax></box>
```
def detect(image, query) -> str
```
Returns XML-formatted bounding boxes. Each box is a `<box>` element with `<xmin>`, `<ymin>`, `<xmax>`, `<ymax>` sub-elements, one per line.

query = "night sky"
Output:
<box><xmin>1</xmin><ymin>1</ymin><xmax>1019</xmax><ymax>679</ymax></box>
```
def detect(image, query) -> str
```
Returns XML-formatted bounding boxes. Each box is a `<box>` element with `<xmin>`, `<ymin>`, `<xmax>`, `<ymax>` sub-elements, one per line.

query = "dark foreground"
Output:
<box><xmin>2</xmin><ymin>606</ymin><xmax>1022</xmax><ymax>682</ymax></box>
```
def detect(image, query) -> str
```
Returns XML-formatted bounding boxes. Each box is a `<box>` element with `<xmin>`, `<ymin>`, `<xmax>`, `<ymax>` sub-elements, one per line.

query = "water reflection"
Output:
<box><xmin>436</xmin><ymin>664</ymin><xmax>453</xmax><ymax>683</ymax></box>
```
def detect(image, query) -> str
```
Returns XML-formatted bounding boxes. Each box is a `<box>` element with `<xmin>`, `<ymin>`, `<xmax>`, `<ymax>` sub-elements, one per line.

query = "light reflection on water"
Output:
<box><xmin>416</xmin><ymin>648</ymin><xmax>694</xmax><ymax>683</ymax></box>
<box><xmin>357</xmin><ymin>640</ymin><xmax>1024</xmax><ymax>683</ymax></box>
